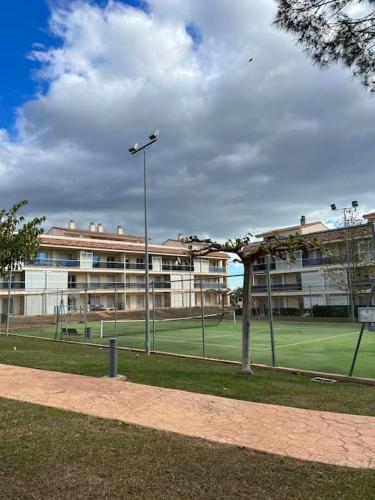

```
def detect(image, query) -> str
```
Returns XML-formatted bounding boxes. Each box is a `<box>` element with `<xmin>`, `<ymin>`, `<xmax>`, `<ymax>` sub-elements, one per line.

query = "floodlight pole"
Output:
<box><xmin>129</xmin><ymin>133</ymin><xmax>159</xmax><ymax>355</ymax></box>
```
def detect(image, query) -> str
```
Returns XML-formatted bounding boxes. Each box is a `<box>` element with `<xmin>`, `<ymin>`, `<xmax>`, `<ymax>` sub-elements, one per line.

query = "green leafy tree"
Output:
<box><xmin>230</xmin><ymin>287</ymin><xmax>243</xmax><ymax>307</ymax></box>
<box><xmin>185</xmin><ymin>233</ymin><xmax>321</xmax><ymax>374</ymax></box>
<box><xmin>0</xmin><ymin>200</ymin><xmax>46</xmax><ymax>277</ymax></box>
<box><xmin>274</xmin><ymin>0</ymin><xmax>375</xmax><ymax>92</ymax></box>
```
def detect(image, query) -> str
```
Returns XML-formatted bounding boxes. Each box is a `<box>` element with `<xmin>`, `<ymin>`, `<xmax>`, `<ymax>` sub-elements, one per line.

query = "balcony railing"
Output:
<box><xmin>93</xmin><ymin>261</ymin><xmax>124</xmax><ymax>269</ymax></box>
<box><xmin>252</xmin><ymin>283</ymin><xmax>302</xmax><ymax>292</ymax></box>
<box><xmin>68</xmin><ymin>281</ymin><xmax>172</xmax><ymax>290</ymax></box>
<box><xmin>125</xmin><ymin>263</ymin><xmax>153</xmax><ymax>270</ymax></box>
<box><xmin>2</xmin><ymin>281</ymin><xmax>25</xmax><ymax>290</ymax></box>
<box><xmin>253</xmin><ymin>262</ymin><xmax>276</xmax><ymax>272</ymax></box>
<box><xmin>26</xmin><ymin>258</ymin><xmax>80</xmax><ymax>268</ymax></box>
<box><xmin>162</xmin><ymin>264</ymin><xmax>193</xmax><ymax>272</ymax></box>
<box><xmin>253</xmin><ymin>253</ymin><xmax>375</xmax><ymax>272</ymax></box>
<box><xmin>195</xmin><ymin>282</ymin><xmax>226</xmax><ymax>289</ymax></box>
<box><xmin>69</xmin><ymin>282</ymin><xmax>126</xmax><ymax>290</ymax></box>
<box><xmin>209</xmin><ymin>266</ymin><xmax>226</xmax><ymax>273</ymax></box>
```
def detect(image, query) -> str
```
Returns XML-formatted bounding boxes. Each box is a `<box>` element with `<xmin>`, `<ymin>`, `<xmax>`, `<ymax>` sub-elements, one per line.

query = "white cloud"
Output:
<box><xmin>0</xmin><ymin>0</ymin><xmax>374</xmax><ymax>239</ymax></box>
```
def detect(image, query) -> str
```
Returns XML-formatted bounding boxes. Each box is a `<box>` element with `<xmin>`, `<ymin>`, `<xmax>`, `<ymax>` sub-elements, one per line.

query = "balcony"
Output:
<box><xmin>2</xmin><ymin>281</ymin><xmax>25</xmax><ymax>290</ymax></box>
<box><xmin>125</xmin><ymin>282</ymin><xmax>171</xmax><ymax>289</ymax></box>
<box><xmin>126</xmin><ymin>263</ymin><xmax>153</xmax><ymax>270</ymax></box>
<box><xmin>195</xmin><ymin>282</ymin><xmax>227</xmax><ymax>289</ymax></box>
<box><xmin>209</xmin><ymin>266</ymin><xmax>226</xmax><ymax>273</ymax></box>
<box><xmin>26</xmin><ymin>258</ymin><xmax>80</xmax><ymax>268</ymax></box>
<box><xmin>68</xmin><ymin>282</ymin><xmax>126</xmax><ymax>290</ymax></box>
<box><xmin>162</xmin><ymin>264</ymin><xmax>193</xmax><ymax>272</ymax></box>
<box><xmin>93</xmin><ymin>261</ymin><xmax>125</xmax><ymax>269</ymax></box>
<box><xmin>252</xmin><ymin>283</ymin><xmax>302</xmax><ymax>293</ymax></box>
<box><xmin>253</xmin><ymin>262</ymin><xmax>276</xmax><ymax>272</ymax></box>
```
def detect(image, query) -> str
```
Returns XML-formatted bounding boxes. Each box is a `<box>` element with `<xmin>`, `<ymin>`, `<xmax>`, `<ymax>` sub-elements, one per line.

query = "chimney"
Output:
<box><xmin>97</xmin><ymin>223</ymin><xmax>104</xmax><ymax>233</ymax></box>
<box><xmin>300</xmin><ymin>215</ymin><xmax>306</xmax><ymax>226</ymax></box>
<box><xmin>68</xmin><ymin>219</ymin><xmax>75</xmax><ymax>230</ymax></box>
<box><xmin>89</xmin><ymin>222</ymin><xmax>96</xmax><ymax>232</ymax></box>
<box><xmin>117</xmin><ymin>225</ymin><xmax>124</xmax><ymax>235</ymax></box>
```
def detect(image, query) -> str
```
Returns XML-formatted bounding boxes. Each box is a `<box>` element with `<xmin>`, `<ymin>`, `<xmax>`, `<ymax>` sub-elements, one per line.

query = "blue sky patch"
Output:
<box><xmin>185</xmin><ymin>22</ymin><xmax>202</xmax><ymax>50</ymax></box>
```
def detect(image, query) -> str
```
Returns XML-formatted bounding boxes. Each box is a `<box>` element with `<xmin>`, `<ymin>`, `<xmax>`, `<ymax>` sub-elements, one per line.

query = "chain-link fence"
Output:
<box><xmin>0</xmin><ymin>274</ymin><xmax>374</xmax><ymax>379</ymax></box>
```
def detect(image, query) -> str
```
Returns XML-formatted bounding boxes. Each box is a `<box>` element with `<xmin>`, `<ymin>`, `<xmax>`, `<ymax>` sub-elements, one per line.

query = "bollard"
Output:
<box><xmin>109</xmin><ymin>337</ymin><xmax>118</xmax><ymax>378</ymax></box>
<box><xmin>84</xmin><ymin>327</ymin><xmax>91</xmax><ymax>341</ymax></box>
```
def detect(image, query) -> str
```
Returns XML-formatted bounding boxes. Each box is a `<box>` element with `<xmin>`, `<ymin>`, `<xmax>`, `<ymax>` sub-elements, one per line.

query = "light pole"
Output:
<box><xmin>331</xmin><ymin>201</ymin><xmax>358</xmax><ymax>323</ymax></box>
<box><xmin>129</xmin><ymin>131</ymin><xmax>159</xmax><ymax>355</ymax></box>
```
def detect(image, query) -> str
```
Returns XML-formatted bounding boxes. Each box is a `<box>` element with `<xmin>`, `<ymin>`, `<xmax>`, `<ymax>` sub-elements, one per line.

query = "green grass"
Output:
<box><xmin>0</xmin><ymin>335</ymin><xmax>374</xmax><ymax>416</ymax></box>
<box><xmin>0</xmin><ymin>398</ymin><xmax>374</xmax><ymax>500</ymax></box>
<box><xmin>8</xmin><ymin>317</ymin><xmax>375</xmax><ymax>378</ymax></box>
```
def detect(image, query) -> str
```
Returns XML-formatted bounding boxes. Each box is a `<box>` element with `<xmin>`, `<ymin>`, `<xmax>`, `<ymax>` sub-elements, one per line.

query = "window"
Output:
<box><xmin>106</xmin><ymin>256</ymin><xmax>115</xmax><ymax>268</ymax></box>
<box><xmin>68</xmin><ymin>275</ymin><xmax>77</xmax><ymax>289</ymax></box>
<box><xmin>36</xmin><ymin>252</ymin><xmax>48</xmax><ymax>264</ymax></box>
<box><xmin>136</xmin><ymin>258</ymin><xmax>144</xmax><ymax>270</ymax></box>
<box><xmin>93</xmin><ymin>255</ymin><xmax>100</xmax><ymax>268</ymax></box>
<box><xmin>90</xmin><ymin>275</ymin><xmax>100</xmax><ymax>286</ymax></box>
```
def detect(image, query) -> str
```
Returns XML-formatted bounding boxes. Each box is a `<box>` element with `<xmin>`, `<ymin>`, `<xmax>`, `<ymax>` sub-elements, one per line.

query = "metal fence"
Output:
<box><xmin>0</xmin><ymin>273</ymin><xmax>374</xmax><ymax>380</ymax></box>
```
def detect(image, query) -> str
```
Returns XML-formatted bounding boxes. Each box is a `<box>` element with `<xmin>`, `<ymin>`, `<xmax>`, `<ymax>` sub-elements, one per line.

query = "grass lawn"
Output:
<box><xmin>0</xmin><ymin>335</ymin><xmax>374</xmax><ymax>416</ymax></box>
<box><xmin>9</xmin><ymin>318</ymin><xmax>374</xmax><ymax>379</ymax></box>
<box><xmin>0</xmin><ymin>397</ymin><xmax>374</xmax><ymax>500</ymax></box>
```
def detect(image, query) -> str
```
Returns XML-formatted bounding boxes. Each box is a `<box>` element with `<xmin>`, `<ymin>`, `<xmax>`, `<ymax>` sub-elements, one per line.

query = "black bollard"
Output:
<box><xmin>109</xmin><ymin>337</ymin><xmax>118</xmax><ymax>378</ymax></box>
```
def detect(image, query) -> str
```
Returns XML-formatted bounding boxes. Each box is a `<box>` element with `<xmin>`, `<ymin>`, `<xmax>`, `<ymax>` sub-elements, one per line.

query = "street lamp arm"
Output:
<box><xmin>129</xmin><ymin>138</ymin><xmax>158</xmax><ymax>155</ymax></box>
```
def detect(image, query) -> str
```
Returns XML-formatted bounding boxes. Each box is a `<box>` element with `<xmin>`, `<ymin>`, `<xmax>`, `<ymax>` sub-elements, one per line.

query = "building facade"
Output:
<box><xmin>252</xmin><ymin>213</ymin><xmax>375</xmax><ymax>312</ymax></box>
<box><xmin>0</xmin><ymin>221</ymin><xmax>229</xmax><ymax>317</ymax></box>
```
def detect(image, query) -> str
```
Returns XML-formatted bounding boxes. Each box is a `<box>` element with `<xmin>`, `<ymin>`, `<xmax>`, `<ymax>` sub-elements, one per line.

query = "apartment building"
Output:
<box><xmin>252</xmin><ymin>213</ymin><xmax>375</xmax><ymax>312</ymax></box>
<box><xmin>0</xmin><ymin>221</ymin><xmax>229</xmax><ymax>317</ymax></box>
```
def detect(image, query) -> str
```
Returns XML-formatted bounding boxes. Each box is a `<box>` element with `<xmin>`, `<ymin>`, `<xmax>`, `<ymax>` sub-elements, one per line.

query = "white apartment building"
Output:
<box><xmin>252</xmin><ymin>212</ymin><xmax>375</xmax><ymax>312</ymax></box>
<box><xmin>0</xmin><ymin>221</ymin><xmax>229</xmax><ymax>317</ymax></box>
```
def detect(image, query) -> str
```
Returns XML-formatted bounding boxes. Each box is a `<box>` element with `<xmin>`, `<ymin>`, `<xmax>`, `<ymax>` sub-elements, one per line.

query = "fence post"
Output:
<box><xmin>266</xmin><ymin>256</ymin><xmax>276</xmax><ymax>366</ymax></box>
<box><xmin>6</xmin><ymin>270</ymin><xmax>12</xmax><ymax>336</ymax></box>
<box><xmin>200</xmin><ymin>281</ymin><xmax>205</xmax><ymax>358</ymax></box>
<box><xmin>84</xmin><ymin>286</ymin><xmax>88</xmax><ymax>335</ymax></box>
<box><xmin>151</xmin><ymin>281</ymin><xmax>155</xmax><ymax>352</ymax></box>
<box><xmin>114</xmin><ymin>284</ymin><xmax>118</xmax><ymax>337</ymax></box>
<box><xmin>109</xmin><ymin>337</ymin><xmax>118</xmax><ymax>378</ymax></box>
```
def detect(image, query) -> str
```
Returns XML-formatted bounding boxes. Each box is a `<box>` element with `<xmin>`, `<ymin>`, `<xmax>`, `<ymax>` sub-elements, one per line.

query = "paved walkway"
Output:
<box><xmin>0</xmin><ymin>363</ymin><xmax>374</xmax><ymax>469</ymax></box>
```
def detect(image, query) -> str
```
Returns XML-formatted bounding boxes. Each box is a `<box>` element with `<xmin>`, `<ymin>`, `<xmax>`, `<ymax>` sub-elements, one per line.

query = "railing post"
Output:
<box><xmin>6</xmin><ymin>270</ymin><xmax>12</xmax><ymax>336</ymax></box>
<box><xmin>266</xmin><ymin>256</ymin><xmax>276</xmax><ymax>366</ymax></box>
<box><xmin>200</xmin><ymin>281</ymin><xmax>205</xmax><ymax>358</ymax></box>
<box><xmin>109</xmin><ymin>337</ymin><xmax>118</xmax><ymax>378</ymax></box>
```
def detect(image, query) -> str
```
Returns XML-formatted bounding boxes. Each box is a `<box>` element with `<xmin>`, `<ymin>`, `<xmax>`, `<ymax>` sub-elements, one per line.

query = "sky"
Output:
<box><xmin>0</xmin><ymin>0</ymin><xmax>374</xmax><ymax>267</ymax></box>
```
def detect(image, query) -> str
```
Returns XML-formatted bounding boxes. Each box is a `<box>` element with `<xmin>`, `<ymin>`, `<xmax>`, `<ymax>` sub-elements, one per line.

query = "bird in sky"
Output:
<box><xmin>248</xmin><ymin>57</ymin><xmax>253</xmax><ymax>62</ymax></box>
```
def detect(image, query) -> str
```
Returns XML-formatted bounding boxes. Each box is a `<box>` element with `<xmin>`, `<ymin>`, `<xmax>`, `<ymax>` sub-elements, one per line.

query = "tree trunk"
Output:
<box><xmin>241</xmin><ymin>261</ymin><xmax>253</xmax><ymax>374</ymax></box>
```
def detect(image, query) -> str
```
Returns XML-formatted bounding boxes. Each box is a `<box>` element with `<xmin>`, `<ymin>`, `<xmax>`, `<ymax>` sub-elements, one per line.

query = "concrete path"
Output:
<box><xmin>0</xmin><ymin>363</ymin><xmax>374</xmax><ymax>469</ymax></box>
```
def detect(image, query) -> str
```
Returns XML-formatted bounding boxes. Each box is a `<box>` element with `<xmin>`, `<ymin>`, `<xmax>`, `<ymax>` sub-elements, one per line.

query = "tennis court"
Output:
<box><xmin>6</xmin><ymin>316</ymin><xmax>374</xmax><ymax>379</ymax></box>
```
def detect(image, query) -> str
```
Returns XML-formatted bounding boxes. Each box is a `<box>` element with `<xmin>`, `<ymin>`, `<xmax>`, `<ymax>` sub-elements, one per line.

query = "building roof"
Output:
<box><xmin>256</xmin><ymin>221</ymin><xmax>327</xmax><ymax>238</ymax></box>
<box><xmin>39</xmin><ymin>234</ymin><xmax>229</xmax><ymax>259</ymax></box>
<box><xmin>304</xmin><ymin>223</ymin><xmax>373</xmax><ymax>243</ymax></box>
<box><xmin>363</xmin><ymin>212</ymin><xmax>375</xmax><ymax>219</ymax></box>
<box><xmin>47</xmin><ymin>226</ymin><xmax>145</xmax><ymax>242</ymax></box>
<box><xmin>245</xmin><ymin>223</ymin><xmax>373</xmax><ymax>259</ymax></box>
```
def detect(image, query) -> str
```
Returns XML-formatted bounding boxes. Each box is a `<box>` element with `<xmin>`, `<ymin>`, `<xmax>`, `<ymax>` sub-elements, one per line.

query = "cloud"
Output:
<box><xmin>0</xmin><ymin>0</ymin><xmax>374</xmax><ymax>241</ymax></box>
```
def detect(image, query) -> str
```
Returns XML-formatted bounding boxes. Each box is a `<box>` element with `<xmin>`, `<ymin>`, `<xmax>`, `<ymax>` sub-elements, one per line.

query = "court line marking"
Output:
<box><xmin>108</xmin><ymin>330</ymin><xmax>361</xmax><ymax>352</ymax></box>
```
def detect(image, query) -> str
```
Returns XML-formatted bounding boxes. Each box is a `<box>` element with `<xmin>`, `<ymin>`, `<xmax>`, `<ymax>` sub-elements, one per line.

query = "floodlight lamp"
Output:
<box><xmin>330</xmin><ymin>203</ymin><xmax>336</xmax><ymax>211</ymax></box>
<box><xmin>129</xmin><ymin>144</ymin><xmax>139</xmax><ymax>154</ymax></box>
<box><xmin>149</xmin><ymin>130</ymin><xmax>159</xmax><ymax>141</ymax></box>
<box><xmin>352</xmin><ymin>200</ymin><xmax>358</xmax><ymax>208</ymax></box>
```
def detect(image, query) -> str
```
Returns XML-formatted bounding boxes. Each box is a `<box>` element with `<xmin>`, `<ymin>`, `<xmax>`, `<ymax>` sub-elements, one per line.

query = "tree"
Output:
<box><xmin>184</xmin><ymin>233</ymin><xmax>320</xmax><ymax>374</ymax></box>
<box><xmin>274</xmin><ymin>0</ymin><xmax>375</xmax><ymax>92</ymax></box>
<box><xmin>230</xmin><ymin>287</ymin><xmax>243</xmax><ymax>307</ymax></box>
<box><xmin>0</xmin><ymin>200</ymin><xmax>46</xmax><ymax>277</ymax></box>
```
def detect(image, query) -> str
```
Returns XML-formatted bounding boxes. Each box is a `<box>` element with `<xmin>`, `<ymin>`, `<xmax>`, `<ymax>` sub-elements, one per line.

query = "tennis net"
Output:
<box><xmin>100</xmin><ymin>313</ymin><xmax>223</xmax><ymax>338</ymax></box>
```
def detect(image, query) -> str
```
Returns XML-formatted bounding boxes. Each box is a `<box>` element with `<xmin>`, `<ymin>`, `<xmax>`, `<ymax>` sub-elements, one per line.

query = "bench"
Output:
<box><xmin>61</xmin><ymin>328</ymin><xmax>80</xmax><ymax>336</ymax></box>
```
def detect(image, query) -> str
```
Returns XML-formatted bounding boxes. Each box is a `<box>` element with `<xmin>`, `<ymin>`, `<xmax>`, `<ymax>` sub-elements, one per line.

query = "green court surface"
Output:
<box><xmin>6</xmin><ymin>318</ymin><xmax>374</xmax><ymax>379</ymax></box>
